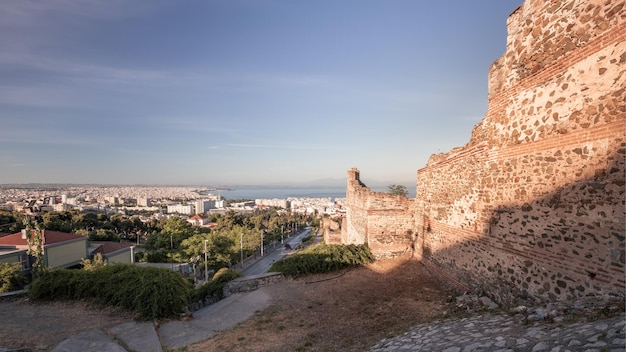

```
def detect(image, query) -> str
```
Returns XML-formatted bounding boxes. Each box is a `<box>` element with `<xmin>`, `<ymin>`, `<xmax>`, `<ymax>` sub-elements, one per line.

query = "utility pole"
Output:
<box><xmin>240</xmin><ymin>233</ymin><xmax>244</xmax><ymax>269</ymax></box>
<box><xmin>261</xmin><ymin>231</ymin><xmax>264</xmax><ymax>257</ymax></box>
<box><xmin>204</xmin><ymin>239</ymin><xmax>208</xmax><ymax>282</ymax></box>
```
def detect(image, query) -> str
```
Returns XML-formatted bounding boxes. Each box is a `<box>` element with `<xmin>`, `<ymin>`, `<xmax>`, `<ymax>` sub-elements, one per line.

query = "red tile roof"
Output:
<box><xmin>0</xmin><ymin>230</ymin><xmax>86</xmax><ymax>246</ymax></box>
<box><xmin>91</xmin><ymin>241</ymin><xmax>133</xmax><ymax>255</ymax></box>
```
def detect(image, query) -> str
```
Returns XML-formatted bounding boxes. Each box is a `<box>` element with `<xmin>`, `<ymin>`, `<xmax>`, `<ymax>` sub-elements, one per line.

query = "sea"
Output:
<box><xmin>206</xmin><ymin>186</ymin><xmax>416</xmax><ymax>200</ymax></box>
<box><xmin>210</xmin><ymin>187</ymin><xmax>347</xmax><ymax>200</ymax></box>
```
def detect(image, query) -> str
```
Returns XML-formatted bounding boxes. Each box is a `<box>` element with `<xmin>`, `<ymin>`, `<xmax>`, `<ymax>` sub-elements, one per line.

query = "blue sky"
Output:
<box><xmin>1</xmin><ymin>0</ymin><xmax>521</xmax><ymax>186</ymax></box>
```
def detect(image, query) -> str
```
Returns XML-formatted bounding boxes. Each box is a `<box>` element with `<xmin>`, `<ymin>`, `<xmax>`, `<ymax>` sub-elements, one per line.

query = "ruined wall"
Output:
<box><xmin>415</xmin><ymin>0</ymin><xmax>625</xmax><ymax>304</ymax></box>
<box><xmin>343</xmin><ymin>0</ymin><xmax>625</xmax><ymax>304</ymax></box>
<box><xmin>344</xmin><ymin>168</ymin><xmax>415</xmax><ymax>258</ymax></box>
<box><xmin>322</xmin><ymin>217</ymin><xmax>343</xmax><ymax>245</ymax></box>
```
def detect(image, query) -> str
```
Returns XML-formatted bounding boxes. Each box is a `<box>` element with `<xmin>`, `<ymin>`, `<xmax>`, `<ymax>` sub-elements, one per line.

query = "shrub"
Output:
<box><xmin>269</xmin><ymin>244</ymin><xmax>374</xmax><ymax>278</ymax></box>
<box><xmin>146</xmin><ymin>250</ymin><xmax>169</xmax><ymax>263</ymax></box>
<box><xmin>80</xmin><ymin>253</ymin><xmax>107</xmax><ymax>271</ymax></box>
<box><xmin>135</xmin><ymin>251</ymin><xmax>147</xmax><ymax>263</ymax></box>
<box><xmin>0</xmin><ymin>263</ymin><xmax>27</xmax><ymax>293</ymax></box>
<box><xmin>191</xmin><ymin>268</ymin><xmax>242</xmax><ymax>304</ymax></box>
<box><xmin>28</xmin><ymin>264</ymin><xmax>192</xmax><ymax>320</ymax></box>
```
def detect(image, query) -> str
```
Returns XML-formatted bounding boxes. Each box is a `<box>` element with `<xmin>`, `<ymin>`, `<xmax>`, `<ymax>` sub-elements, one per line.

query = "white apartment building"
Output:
<box><xmin>137</xmin><ymin>197</ymin><xmax>151</xmax><ymax>207</ymax></box>
<box><xmin>195</xmin><ymin>199</ymin><xmax>215</xmax><ymax>214</ymax></box>
<box><xmin>167</xmin><ymin>204</ymin><xmax>195</xmax><ymax>215</ymax></box>
<box><xmin>255</xmin><ymin>198</ymin><xmax>290</xmax><ymax>209</ymax></box>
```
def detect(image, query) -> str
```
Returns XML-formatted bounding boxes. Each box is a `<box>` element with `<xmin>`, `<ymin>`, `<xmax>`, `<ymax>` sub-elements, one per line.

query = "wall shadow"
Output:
<box><xmin>419</xmin><ymin>147</ymin><xmax>625</xmax><ymax>304</ymax></box>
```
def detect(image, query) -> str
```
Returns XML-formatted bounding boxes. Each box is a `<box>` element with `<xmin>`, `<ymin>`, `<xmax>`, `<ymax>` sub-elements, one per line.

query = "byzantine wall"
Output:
<box><xmin>344</xmin><ymin>168</ymin><xmax>415</xmax><ymax>258</ymax></box>
<box><xmin>344</xmin><ymin>0</ymin><xmax>625</xmax><ymax>304</ymax></box>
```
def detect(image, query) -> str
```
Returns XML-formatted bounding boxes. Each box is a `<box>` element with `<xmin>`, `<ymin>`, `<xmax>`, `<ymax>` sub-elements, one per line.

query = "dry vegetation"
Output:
<box><xmin>0</xmin><ymin>298</ymin><xmax>135</xmax><ymax>351</ymax></box>
<box><xmin>0</xmin><ymin>257</ymin><xmax>457</xmax><ymax>351</ymax></box>
<box><xmin>188</xmin><ymin>258</ymin><xmax>456</xmax><ymax>352</ymax></box>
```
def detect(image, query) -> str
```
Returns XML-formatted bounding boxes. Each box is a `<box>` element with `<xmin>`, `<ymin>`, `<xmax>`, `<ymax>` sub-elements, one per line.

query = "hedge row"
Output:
<box><xmin>28</xmin><ymin>264</ymin><xmax>244</xmax><ymax>320</ymax></box>
<box><xmin>269</xmin><ymin>244</ymin><xmax>375</xmax><ymax>278</ymax></box>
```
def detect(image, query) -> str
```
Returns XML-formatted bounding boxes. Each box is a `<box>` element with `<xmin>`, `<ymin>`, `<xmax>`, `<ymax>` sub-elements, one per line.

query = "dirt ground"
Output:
<box><xmin>0</xmin><ymin>298</ymin><xmax>136</xmax><ymax>351</ymax></box>
<box><xmin>189</xmin><ymin>258</ymin><xmax>456</xmax><ymax>352</ymax></box>
<box><xmin>0</xmin><ymin>257</ymin><xmax>456</xmax><ymax>352</ymax></box>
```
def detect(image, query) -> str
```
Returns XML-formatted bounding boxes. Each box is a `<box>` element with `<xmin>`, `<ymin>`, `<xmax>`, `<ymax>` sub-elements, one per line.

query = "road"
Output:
<box><xmin>239</xmin><ymin>228</ymin><xmax>312</xmax><ymax>276</ymax></box>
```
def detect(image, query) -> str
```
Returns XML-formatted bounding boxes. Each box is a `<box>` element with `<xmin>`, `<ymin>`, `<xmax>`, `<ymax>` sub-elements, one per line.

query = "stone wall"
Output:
<box><xmin>223</xmin><ymin>272</ymin><xmax>284</xmax><ymax>297</ymax></box>
<box><xmin>344</xmin><ymin>168</ymin><xmax>415</xmax><ymax>258</ymax></box>
<box><xmin>343</xmin><ymin>0</ymin><xmax>625</xmax><ymax>304</ymax></box>
<box><xmin>322</xmin><ymin>217</ymin><xmax>342</xmax><ymax>245</ymax></box>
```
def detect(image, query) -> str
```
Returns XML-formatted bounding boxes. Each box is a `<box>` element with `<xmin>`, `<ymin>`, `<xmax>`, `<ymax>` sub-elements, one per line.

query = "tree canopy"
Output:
<box><xmin>387</xmin><ymin>184</ymin><xmax>408</xmax><ymax>197</ymax></box>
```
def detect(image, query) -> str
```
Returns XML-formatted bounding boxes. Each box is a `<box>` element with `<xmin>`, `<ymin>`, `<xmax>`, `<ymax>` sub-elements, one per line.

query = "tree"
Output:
<box><xmin>89</xmin><ymin>228</ymin><xmax>117</xmax><ymax>241</ymax></box>
<box><xmin>0</xmin><ymin>263</ymin><xmax>26</xmax><ymax>293</ymax></box>
<box><xmin>81</xmin><ymin>253</ymin><xmax>107</xmax><ymax>271</ymax></box>
<box><xmin>145</xmin><ymin>217</ymin><xmax>195</xmax><ymax>251</ymax></box>
<box><xmin>181</xmin><ymin>233</ymin><xmax>235</xmax><ymax>270</ymax></box>
<box><xmin>387</xmin><ymin>184</ymin><xmax>408</xmax><ymax>197</ymax></box>
<box><xmin>23</xmin><ymin>219</ymin><xmax>45</xmax><ymax>279</ymax></box>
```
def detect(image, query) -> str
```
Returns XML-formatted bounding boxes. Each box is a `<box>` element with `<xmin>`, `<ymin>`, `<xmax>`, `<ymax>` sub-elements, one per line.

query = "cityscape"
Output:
<box><xmin>0</xmin><ymin>0</ymin><xmax>624</xmax><ymax>351</ymax></box>
<box><xmin>0</xmin><ymin>184</ymin><xmax>345</xmax><ymax>227</ymax></box>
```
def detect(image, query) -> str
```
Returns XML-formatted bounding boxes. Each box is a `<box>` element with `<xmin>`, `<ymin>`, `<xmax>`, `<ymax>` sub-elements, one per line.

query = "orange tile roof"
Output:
<box><xmin>91</xmin><ymin>241</ymin><xmax>133</xmax><ymax>255</ymax></box>
<box><xmin>0</xmin><ymin>230</ymin><xmax>85</xmax><ymax>246</ymax></box>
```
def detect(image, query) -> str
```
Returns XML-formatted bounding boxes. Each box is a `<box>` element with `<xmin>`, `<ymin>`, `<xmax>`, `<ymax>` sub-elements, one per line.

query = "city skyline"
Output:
<box><xmin>1</xmin><ymin>1</ymin><xmax>521</xmax><ymax>186</ymax></box>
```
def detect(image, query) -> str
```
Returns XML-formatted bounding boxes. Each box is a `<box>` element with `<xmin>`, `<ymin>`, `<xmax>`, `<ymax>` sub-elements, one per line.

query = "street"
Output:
<box><xmin>238</xmin><ymin>228</ymin><xmax>312</xmax><ymax>276</ymax></box>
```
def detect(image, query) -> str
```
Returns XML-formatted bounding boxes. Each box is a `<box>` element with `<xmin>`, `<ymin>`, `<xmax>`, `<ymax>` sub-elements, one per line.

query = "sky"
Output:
<box><xmin>0</xmin><ymin>0</ymin><xmax>522</xmax><ymax>187</ymax></box>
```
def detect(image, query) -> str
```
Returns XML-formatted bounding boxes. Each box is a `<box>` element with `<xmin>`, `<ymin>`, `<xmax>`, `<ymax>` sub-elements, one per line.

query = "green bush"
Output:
<box><xmin>191</xmin><ymin>268</ymin><xmax>241</xmax><ymax>304</ymax></box>
<box><xmin>28</xmin><ymin>264</ymin><xmax>192</xmax><ymax>320</ymax></box>
<box><xmin>0</xmin><ymin>263</ymin><xmax>27</xmax><ymax>293</ymax></box>
<box><xmin>135</xmin><ymin>251</ymin><xmax>147</xmax><ymax>263</ymax></box>
<box><xmin>146</xmin><ymin>250</ymin><xmax>169</xmax><ymax>263</ymax></box>
<box><xmin>269</xmin><ymin>244</ymin><xmax>374</xmax><ymax>278</ymax></box>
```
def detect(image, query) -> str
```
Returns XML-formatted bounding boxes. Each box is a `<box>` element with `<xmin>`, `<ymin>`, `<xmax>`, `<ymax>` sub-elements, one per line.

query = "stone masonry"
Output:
<box><xmin>344</xmin><ymin>0</ymin><xmax>625</xmax><ymax>304</ymax></box>
<box><xmin>344</xmin><ymin>168</ymin><xmax>415</xmax><ymax>259</ymax></box>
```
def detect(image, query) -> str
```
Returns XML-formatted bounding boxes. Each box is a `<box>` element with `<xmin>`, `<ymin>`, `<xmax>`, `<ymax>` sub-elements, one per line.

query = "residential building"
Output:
<box><xmin>0</xmin><ymin>230</ymin><xmax>88</xmax><ymax>269</ymax></box>
<box><xmin>195</xmin><ymin>199</ymin><xmax>215</xmax><ymax>214</ymax></box>
<box><xmin>187</xmin><ymin>214</ymin><xmax>209</xmax><ymax>226</ymax></box>
<box><xmin>167</xmin><ymin>204</ymin><xmax>195</xmax><ymax>215</ymax></box>
<box><xmin>89</xmin><ymin>242</ymin><xmax>134</xmax><ymax>265</ymax></box>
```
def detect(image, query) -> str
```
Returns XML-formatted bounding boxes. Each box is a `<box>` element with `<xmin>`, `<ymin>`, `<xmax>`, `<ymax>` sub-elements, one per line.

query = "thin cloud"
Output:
<box><xmin>0</xmin><ymin>53</ymin><xmax>167</xmax><ymax>86</ymax></box>
<box><xmin>0</xmin><ymin>0</ymin><xmax>167</xmax><ymax>27</ymax></box>
<box><xmin>0</xmin><ymin>84</ymin><xmax>97</xmax><ymax>108</ymax></box>
<box><xmin>140</xmin><ymin>116</ymin><xmax>235</xmax><ymax>134</ymax></box>
<box><xmin>224</xmin><ymin>143</ymin><xmax>332</xmax><ymax>150</ymax></box>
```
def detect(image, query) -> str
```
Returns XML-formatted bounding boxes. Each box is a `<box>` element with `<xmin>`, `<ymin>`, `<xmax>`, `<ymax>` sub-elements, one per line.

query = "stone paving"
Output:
<box><xmin>370</xmin><ymin>310</ymin><xmax>625</xmax><ymax>352</ymax></box>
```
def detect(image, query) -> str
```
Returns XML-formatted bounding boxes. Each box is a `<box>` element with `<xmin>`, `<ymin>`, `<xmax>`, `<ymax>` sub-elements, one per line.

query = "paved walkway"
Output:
<box><xmin>370</xmin><ymin>312</ymin><xmax>625</xmax><ymax>352</ymax></box>
<box><xmin>41</xmin><ymin>292</ymin><xmax>626</xmax><ymax>352</ymax></box>
<box><xmin>2</xmin><ymin>289</ymin><xmax>624</xmax><ymax>352</ymax></box>
<box><xmin>47</xmin><ymin>287</ymin><xmax>272</xmax><ymax>352</ymax></box>
<box><xmin>41</xmin><ymin>300</ymin><xmax>626</xmax><ymax>352</ymax></box>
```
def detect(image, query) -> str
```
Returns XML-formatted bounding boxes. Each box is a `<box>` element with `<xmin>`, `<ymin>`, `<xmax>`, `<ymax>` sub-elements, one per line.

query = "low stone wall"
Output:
<box><xmin>223</xmin><ymin>272</ymin><xmax>285</xmax><ymax>297</ymax></box>
<box><xmin>0</xmin><ymin>290</ymin><xmax>26</xmax><ymax>302</ymax></box>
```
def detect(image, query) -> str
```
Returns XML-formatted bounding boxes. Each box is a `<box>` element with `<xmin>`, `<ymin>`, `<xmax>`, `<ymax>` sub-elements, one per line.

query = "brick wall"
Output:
<box><xmin>344</xmin><ymin>168</ymin><xmax>415</xmax><ymax>258</ymax></box>
<box><xmin>343</xmin><ymin>0</ymin><xmax>625</xmax><ymax>304</ymax></box>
